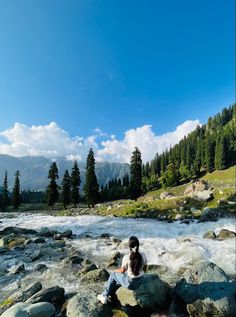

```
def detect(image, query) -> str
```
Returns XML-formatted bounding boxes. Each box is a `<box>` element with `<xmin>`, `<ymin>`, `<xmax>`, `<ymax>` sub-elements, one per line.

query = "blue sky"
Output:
<box><xmin>0</xmin><ymin>0</ymin><xmax>235</xmax><ymax>162</ymax></box>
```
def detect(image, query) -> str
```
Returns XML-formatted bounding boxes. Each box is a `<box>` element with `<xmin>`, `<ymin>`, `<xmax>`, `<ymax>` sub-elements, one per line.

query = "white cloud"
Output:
<box><xmin>0</xmin><ymin>120</ymin><xmax>200</xmax><ymax>163</ymax></box>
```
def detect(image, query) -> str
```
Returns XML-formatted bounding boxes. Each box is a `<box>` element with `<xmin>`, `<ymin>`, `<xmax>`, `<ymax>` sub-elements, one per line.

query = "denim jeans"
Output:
<box><xmin>102</xmin><ymin>272</ymin><xmax>143</xmax><ymax>297</ymax></box>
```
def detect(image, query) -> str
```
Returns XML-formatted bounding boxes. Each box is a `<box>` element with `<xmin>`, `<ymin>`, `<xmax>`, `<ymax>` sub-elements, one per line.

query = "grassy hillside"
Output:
<box><xmin>95</xmin><ymin>166</ymin><xmax>236</xmax><ymax>218</ymax></box>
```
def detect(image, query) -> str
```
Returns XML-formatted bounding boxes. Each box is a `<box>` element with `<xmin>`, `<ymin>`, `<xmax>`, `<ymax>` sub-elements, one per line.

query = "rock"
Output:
<box><xmin>0</xmin><ymin>227</ymin><xmax>37</xmax><ymax>236</ymax></box>
<box><xmin>66</xmin><ymin>287</ymin><xmax>112</xmax><ymax>317</ymax></box>
<box><xmin>80</xmin><ymin>268</ymin><xmax>109</xmax><ymax>283</ymax></box>
<box><xmin>50</xmin><ymin>240</ymin><xmax>65</xmax><ymax>248</ymax></box>
<box><xmin>1</xmin><ymin>302</ymin><xmax>55</xmax><ymax>317</ymax></box>
<box><xmin>107</xmin><ymin>252</ymin><xmax>122</xmax><ymax>268</ymax></box>
<box><xmin>65</xmin><ymin>256</ymin><xmax>84</xmax><ymax>264</ymax></box>
<box><xmin>174</xmin><ymin>214</ymin><xmax>182</xmax><ymax>220</ymax></box>
<box><xmin>38</xmin><ymin>227</ymin><xmax>55</xmax><ymax>238</ymax></box>
<box><xmin>160</xmin><ymin>192</ymin><xmax>174</xmax><ymax>200</ymax></box>
<box><xmin>0</xmin><ymin>234</ymin><xmax>15</xmax><ymax>247</ymax></box>
<box><xmin>99</xmin><ymin>233</ymin><xmax>111</xmax><ymax>239</ymax></box>
<box><xmin>26</xmin><ymin>286</ymin><xmax>65</xmax><ymax>305</ymax></box>
<box><xmin>192</xmin><ymin>190</ymin><xmax>213</xmax><ymax>202</ymax></box>
<box><xmin>172</xmin><ymin>261</ymin><xmax>236</xmax><ymax>317</ymax></box>
<box><xmin>33</xmin><ymin>264</ymin><xmax>47</xmax><ymax>271</ymax></box>
<box><xmin>9</xmin><ymin>263</ymin><xmax>25</xmax><ymax>274</ymax></box>
<box><xmin>12</xmin><ymin>282</ymin><xmax>43</xmax><ymax>302</ymax></box>
<box><xmin>184</xmin><ymin>180</ymin><xmax>209</xmax><ymax>197</ymax></box>
<box><xmin>184</xmin><ymin>184</ymin><xmax>194</xmax><ymax>196</ymax></box>
<box><xmin>61</xmin><ymin>229</ymin><xmax>73</xmax><ymax>238</ymax></box>
<box><xmin>33</xmin><ymin>238</ymin><xmax>46</xmax><ymax>244</ymax></box>
<box><xmin>198</xmin><ymin>208</ymin><xmax>226</xmax><ymax>223</ymax></box>
<box><xmin>228</xmin><ymin>200</ymin><xmax>236</xmax><ymax>205</ymax></box>
<box><xmin>30</xmin><ymin>251</ymin><xmax>43</xmax><ymax>262</ymax></box>
<box><xmin>116</xmin><ymin>274</ymin><xmax>171</xmax><ymax>311</ymax></box>
<box><xmin>203</xmin><ymin>231</ymin><xmax>216</xmax><ymax>239</ymax></box>
<box><xmin>77</xmin><ymin>263</ymin><xmax>98</xmax><ymax>275</ymax></box>
<box><xmin>218</xmin><ymin>229</ymin><xmax>236</xmax><ymax>240</ymax></box>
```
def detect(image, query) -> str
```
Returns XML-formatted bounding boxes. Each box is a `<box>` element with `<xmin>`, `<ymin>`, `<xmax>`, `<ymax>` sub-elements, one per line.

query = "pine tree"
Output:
<box><xmin>214</xmin><ymin>132</ymin><xmax>227</xmax><ymax>170</ymax></box>
<box><xmin>130</xmin><ymin>147</ymin><xmax>142</xmax><ymax>200</ymax></box>
<box><xmin>2</xmin><ymin>171</ymin><xmax>9</xmax><ymax>210</ymax></box>
<box><xmin>47</xmin><ymin>162</ymin><xmax>59</xmax><ymax>207</ymax></box>
<box><xmin>71</xmin><ymin>161</ymin><xmax>81</xmax><ymax>207</ymax></box>
<box><xmin>205</xmin><ymin>133</ymin><xmax>215</xmax><ymax>172</ymax></box>
<box><xmin>12</xmin><ymin>170</ymin><xmax>21</xmax><ymax>209</ymax></box>
<box><xmin>84</xmin><ymin>148</ymin><xmax>99</xmax><ymax>207</ymax></box>
<box><xmin>61</xmin><ymin>170</ymin><xmax>71</xmax><ymax>209</ymax></box>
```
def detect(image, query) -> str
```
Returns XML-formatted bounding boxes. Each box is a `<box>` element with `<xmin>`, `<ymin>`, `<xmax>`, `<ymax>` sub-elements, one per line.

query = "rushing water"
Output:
<box><xmin>0</xmin><ymin>213</ymin><xmax>235</xmax><ymax>301</ymax></box>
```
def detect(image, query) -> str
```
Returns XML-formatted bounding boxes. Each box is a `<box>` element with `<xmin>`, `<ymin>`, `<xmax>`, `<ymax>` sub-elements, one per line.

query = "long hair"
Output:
<box><xmin>129</xmin><ymin>236</ymin><xmax>143</xmax><ymax>276</ymax></box>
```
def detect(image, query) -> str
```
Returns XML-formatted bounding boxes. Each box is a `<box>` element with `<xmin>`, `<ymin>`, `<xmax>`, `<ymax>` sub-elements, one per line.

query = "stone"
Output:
<box><xmin>107</xmin><ymin>252</ymin><xmax>122</xmax><ymax>267</ymax></box>
<box><xmin>9</xmin><ymin>264</ymin><xmax>25</xmax><ymax>274</ymax></box>
<box><xmin>66</xmin><ymin>287</ymin><xmax>112</xmax><ymax>317</ymax></box>
<box><xmin>172</xmin><ymin>261</ymin><xmax>236</xmax><ymax>317</ymax></box>
<box><xmin>198</xmin><ymin>208</ymin><xmax>225</xmax><ymax>223</ymax></box>
<box><xmin>30</xmin><ymin>251</ymin><xmax>43</xmax><ymax>262</ymax></box>
<box><xmin>11</xmin><ymin>282</ymin><xmax>43</xmax><ymax>303</ymax></box>
<box><xmin>192</xmin><ymin>190</ymin><xmax>213</xmax><ymax>202</ymax></box>
<box><xmin>218</xmin><ymin>229</ymin><xmax>236</xmax><ymax>240</ymax></box>
<box><xmin>33</xmin><ymin>264</ymin><xmax>47</xmax><ymax>271</ymax></box>
<box><xmin>65</xmin><ymin>256</ymin><xmax>84</xmax><ymax>264</ymax></box>
<box><xmin>77</xmin><ymin>263</ymin><xmax>98</xmax><ymax>275</ymax></box>
<box><xmin>160</xmin><ymin>192</ymin><xmax>174</xmax><ymax>200</ymax></box>
<box><xmin>1</xmin><ymin>302</ymin><xmax>55</xmax><ymax>317</ymax></box>
<box><xmin>0</xmin><ymin>227</ymin><xmax>37</xmax><ymax>236</ymax></box>
<box><xmin>26</xmin><ymin>286</ymin><xmax>65</xmax><ymax>305</ymax></box>
<box><xmin>80</xmin><ymin>268</ymin><xmax>109</xmax><ymax>283</ymax></box>
<box><xmin>116</xmin><ymin>274</ymin><xmax>171</xmax><ymax>311</ymax></box>
<box><xmin>38</xmin><ymin>227</ymin><xmax>54</xmax><ymax>238</ymax></box>
<box><xmin>60</xmin><ymin>229</ymin><xmax>73</xmax><ymax>238</ymax></box>
<box><xmin>0</xmin><ymin>234</ymin><xmax>15</xmax><ymax>247</ymax></box>
<box><xmin>203</xmin><ymin>231</ymin><xmax>216</xmax><ymax>239</ymax></box>
<box><xmin>33</xmin><ymin>238</ymin><xmax>46</xmax><ymax>244</ymax></box>
<box><xmin>184</xmin><ymin>180</ymin><xmax>209</xmax><ymax>197</ymax></box>
<box><xmin>50</xmin><ymin>240</ymin><xmax>65</xmax><ymax>248</ymax></box>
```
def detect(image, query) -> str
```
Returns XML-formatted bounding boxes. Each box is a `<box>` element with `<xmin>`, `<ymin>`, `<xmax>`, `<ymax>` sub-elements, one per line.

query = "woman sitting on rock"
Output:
<box><xmin>97</xmin><ymin>236</ymin><xmax>148</xmax><ymax>304</ymax></box>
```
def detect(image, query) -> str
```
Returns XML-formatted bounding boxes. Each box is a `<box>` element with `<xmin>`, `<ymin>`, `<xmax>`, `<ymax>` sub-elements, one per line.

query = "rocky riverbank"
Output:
<box><xmin>0</xmin><ymin>214</ymin><xmax>236</xmax><ymax>317</ymax></box>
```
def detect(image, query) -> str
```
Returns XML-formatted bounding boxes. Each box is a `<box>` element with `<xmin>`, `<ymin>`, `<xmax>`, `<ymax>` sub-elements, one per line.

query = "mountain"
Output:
<box><xmin>0</xmin><ymin>155</ymin><xmax>130</xmax><ymax>191</ymax></box>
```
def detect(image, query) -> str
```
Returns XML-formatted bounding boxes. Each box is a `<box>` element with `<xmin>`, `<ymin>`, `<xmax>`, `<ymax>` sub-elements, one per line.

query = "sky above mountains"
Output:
<box><xmin>0</xmin><ymin>0</ymin><xmax>234</xmax><ymax>163</ymax></box>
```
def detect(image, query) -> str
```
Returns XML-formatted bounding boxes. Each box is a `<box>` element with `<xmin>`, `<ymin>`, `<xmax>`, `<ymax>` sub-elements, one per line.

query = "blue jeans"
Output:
<box><xmin>103</xmin><ymin>272</ymin><xmax>143</xmax><ymax>297</ymax></box>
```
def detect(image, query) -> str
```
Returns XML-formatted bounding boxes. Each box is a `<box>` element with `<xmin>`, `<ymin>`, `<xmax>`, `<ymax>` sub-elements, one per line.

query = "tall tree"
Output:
<box><xmin>2</xmin><ymin>171</ymin><xmax>9</xmax><ymax>210</ymax></box>
<box><xmin>71</xmin><ymin>161</ymin><xmax>81</xmax><ymax>207</ymax></box>
<box><xmin>12</xmin><ymin>170</ymin><xmax>21</xmax><ymax>209</ymax></box>
<box><xmin>214</xmin><ymin>132</ymin><xmax>227</xmax><ymax>170</ymax></box>
<box><xmin>205</xmin><ymin>133</ymin><xmax>215</xmax><ymax>172</ymax></box>
<box><xmin>84</xmin><ymin>148</ymin><xmax>99</xmax><ymax>207</ymax></box>
<box><xmin>61</xmin><ymin>170</ymin><xmax>71</xmax><ymax>209</ymax></box>
<box><xmin>47</xmin><ymin>162</ymin><xmax>59</xmax><ymax>207</ymax></box>
<box><xmin>130</xmin><ymin>147</ymin><xmax>142</xmax><ymax>200</ymax></box>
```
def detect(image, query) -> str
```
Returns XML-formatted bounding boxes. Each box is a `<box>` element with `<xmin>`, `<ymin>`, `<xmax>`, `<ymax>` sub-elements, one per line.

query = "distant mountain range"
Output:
<box><xmin>0</xmin><ymin>155</ymin><xmax>130</xmax><ymax>191</ymax></box>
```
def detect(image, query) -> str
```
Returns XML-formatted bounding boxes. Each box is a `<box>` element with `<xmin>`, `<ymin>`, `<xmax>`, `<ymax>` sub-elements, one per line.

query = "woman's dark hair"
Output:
<box><xmin>129</xmin><ymin>236</ymin><xmax>143</xmax><ymax>276</ymax></box>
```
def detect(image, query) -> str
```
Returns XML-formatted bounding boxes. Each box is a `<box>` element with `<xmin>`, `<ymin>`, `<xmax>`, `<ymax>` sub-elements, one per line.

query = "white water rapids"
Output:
<box><xmin>0</xmin><ymin>213</ymin><xmax>235</xmax><ymax>300</ymax></box>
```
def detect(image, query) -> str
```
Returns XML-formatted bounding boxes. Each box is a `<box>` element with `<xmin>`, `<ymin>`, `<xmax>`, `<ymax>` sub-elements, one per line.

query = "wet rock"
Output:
<box><xmin>0</xmin><ymin>234</ymin><xmax>15</xmax><ymax>247</ymax></box>
<box><xmin>34</xmin><ymin>264</ymin><xmax>47</xmax><ymax>271</ymax></box>
<box><xmin>80</xmin><ymin>268</ymin><xmax>109</xmax><ymax>283</ymax></box>
<box><xmin>33</xmin><ymin>238</ymin><xmax>46</xmax><ymax>244</ymax></box>
<box><xmin>218</xmin><ymin>229</ymin><xmax>236</xmax><ymax>240</ymax></box>
<box><xmin>50</xmin><ymin>240</ymin><xmax>65</xmax><ymax>248</ymax></box>
<box><xmin>76</xmin><ymin>263</ymin><xmax>98</xmax><ymax>276</ymax></box>
<box><xmin>203</xmin><ymin>231</ymin><xmax>216</xmax><ymax>239</ymax></box>
<box><xmin>30</xmin><ymin>251</ymin><xmax>43</xmax><ymax>262</ymax></box>
<box><xmin>66</xmin><ymin>287</ymin><xmax>112</xmax><ymax>317</ymax></box>
<box><xmin>116</xmin><ymin>274</ymin><xmax>171</xmax><ymax>312</ymax></box>
<box><xmin>0</xmin><ymin>227</ymin><xmax>37</xmax><ymax>236</ymax></box>
<box><xmin>198</xmin><ymin>208</ymin><xmax>225</xmax><ymax>223</ymax></box>
<box><xmin>9</xmin><ymin>263</ymin><xmax>25</xmax><ymax>274</ymax></box>
<box><xmin>26</xmin><ymin>286</ymin><xmax>65</xmax><ymax>305</ymax></box>
<box><xmin>1</xmin><ymin>302</ymin><xmax>55</xmax><ymax>317</ymax></box>
<box><xmin>61</xmin><ymin>229</ymin><xmax>73</xmax><ymax>238</ymax></box>
<box><xmin>65</xmin><ymin>256</ymin><xmax>84</xmax><ymax>264</ymax></box>
<box><xmin>107</xmin><ymin>252</ymin><xmax>122</xmax><ymax>268</ymax></box>
<box><xmin>172</xmin><ymin>261</ymin><xmax>236</xmax><ymax>317</ymax></box>
<box><xmin>38</xmin><ymin>227</ymin><xmax>55</xmax><ymax>238</ymax></box>
<box><xmin>99</xmin><ymin>233</ymin><xmax>111</xmax><ymax>239</ymax></box>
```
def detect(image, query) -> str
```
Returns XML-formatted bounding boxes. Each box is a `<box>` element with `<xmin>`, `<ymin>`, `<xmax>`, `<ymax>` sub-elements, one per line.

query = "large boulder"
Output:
<box><xmin>203</xmin><ymin>231</ymin><xmax>216</xmax><ymax>239</ymax></box>
<box><xmin>218</xmin><ymin>229</ymin><xmax>236</xmax><ymax>240</ymax></box>
<box><xmin>184</xmin><ymin>180</ymin><xmax>213</xmax><ymax>202</ymax></box>
<box><xmin>172</xmin><ymin>261</ymin><xmax>236</xmax><ymax>316</ymax></box>
<box><xmin>192</xmin><ymin>190</ymin><xmax>213</xmax><ymax>202</ymax></box>
<box><xmin>80</xmin><ymin>269</ymin><xmax>109</xmax><ymax>284</ymax></box>
<box><xmin>1</xmin><ymin>302</ymin><xmax>55</xmax><ymax>317</ymax></box>
<box><xmin>66</xmin><ymin>287</ymin><xmax>112</xmax><ymax>317</ymax></box>
<box><xmin>0</xmin><ymin>227</ymin><xmax>37</xmax><ymax>236</ymax></box>
<box><xmin>116</xmin><ymin>274</ymin><xmax>170</xmax><ymax>312</ymax></box>
<box><xmin>26</xmin><ymin>286</ymin><xmax>65</xmax><ymax>305</ymax></box>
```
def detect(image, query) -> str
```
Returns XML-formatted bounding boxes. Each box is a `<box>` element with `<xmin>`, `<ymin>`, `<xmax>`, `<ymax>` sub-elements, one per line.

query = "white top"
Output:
<box><xmin>121</xmin><ymin>251</ymin><xmax>148</xmax><ymax>278</ymax></box>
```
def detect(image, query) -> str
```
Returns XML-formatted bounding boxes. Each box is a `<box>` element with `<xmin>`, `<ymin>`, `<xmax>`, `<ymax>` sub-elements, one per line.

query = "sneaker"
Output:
<box><xmin>97</xmin><ymin>294</ymin><xmax>108</xmax><ymax>304</ymax></box>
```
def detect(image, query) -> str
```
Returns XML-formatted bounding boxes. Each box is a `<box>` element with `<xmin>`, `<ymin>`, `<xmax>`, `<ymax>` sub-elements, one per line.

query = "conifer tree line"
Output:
<box><xmin>0</xmin><ymin>170</ymin><xmax>22</xmax><ymax>210</ymax></box>
<box><xmin>142</xmin><ymin>104</ymin><xmax>236</xmax><ymax>190</ymax></box>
